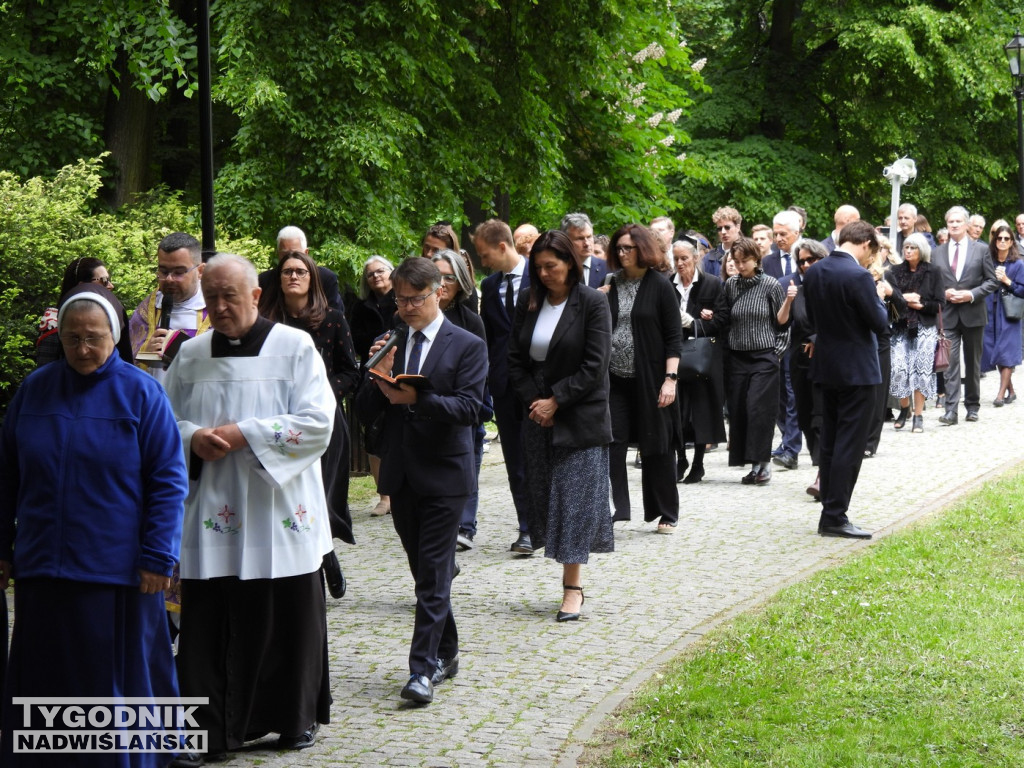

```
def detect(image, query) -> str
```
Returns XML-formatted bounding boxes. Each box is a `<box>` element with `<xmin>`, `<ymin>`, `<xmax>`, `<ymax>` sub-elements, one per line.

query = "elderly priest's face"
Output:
<box><xmin>202</xmin><ymin>260</ymin><xmax>261</xmax><ymax>339</ymax></box>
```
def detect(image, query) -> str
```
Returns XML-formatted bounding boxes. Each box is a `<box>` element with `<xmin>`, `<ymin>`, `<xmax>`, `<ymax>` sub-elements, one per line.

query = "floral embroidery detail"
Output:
<box><xmin>270</xmin><ymin>421</ymin><xmax>299</xmax><ymax>457</ymax></box>
<box><xmin>204</xmin><ymin>505</ymin><xmax>241</xmax><ymax>534</ymax></box>
<box><xmin>282</xmin><ymin>504</ymin><xmax>313</xmax><ymax>534</ymax></box>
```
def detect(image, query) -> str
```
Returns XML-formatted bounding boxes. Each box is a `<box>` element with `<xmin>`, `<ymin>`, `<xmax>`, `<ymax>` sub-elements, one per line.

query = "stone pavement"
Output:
<box><xmin>232</xmin><ymin>374</ymin><xmax>1024</xmax><ymax>767</ymax></box>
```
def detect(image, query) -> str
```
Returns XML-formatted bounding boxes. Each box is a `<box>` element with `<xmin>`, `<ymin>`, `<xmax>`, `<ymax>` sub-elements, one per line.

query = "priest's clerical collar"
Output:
<box><xmin>211</xmin><ymin>316</ymin><xmax>274</xmax><ymax>357</ymax></box>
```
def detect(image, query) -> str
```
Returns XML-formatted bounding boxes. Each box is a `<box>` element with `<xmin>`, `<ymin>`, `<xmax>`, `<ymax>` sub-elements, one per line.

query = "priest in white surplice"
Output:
<box><xmin>164</xmin><ymin>253</ymin><xmax>335</xmax><ymax>761</ymax></box>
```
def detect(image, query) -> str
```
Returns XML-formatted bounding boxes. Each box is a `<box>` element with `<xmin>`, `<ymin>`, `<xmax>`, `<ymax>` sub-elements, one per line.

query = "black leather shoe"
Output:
<box><xmin>818</xmin><ymin>522</ymin><xmax>873</xmax><ymax>539</ymax></box>
<box><xmin>965</xmin><ymin>409</ymin><xmax>979</xmax><ymax>422</ymax></box>
<box><xmin>741</xmin><ymin>464</ymin><xmax>761</xmax><ymax>484</ymax></box>
<box><xmin>681</xmin><ymin>466</ymin><xmax>705</xmax><ymax>484</ymax></box>
<box><xmin>938</xmin><ymin>410</ymin><xmax>958</xmax><ymax>426</ymax></box>
<box><xmin>772</xmin><ymin>453</ymin><xmax>798</xmax><ymax>470</ymax></box>
<box><xmin>277</xmin><ymin>722</ymin><xmax>320</xmax><ymax>750</ymax></box>
<box><xmin>431</xmin><ymin>654</ymin><xmax>460</xmax><ymax>686</ymax></box>
<box><xmin>456</xmin><ymin>532</ymin><xmax>474</xmax><ymax>551</ymax></box>
<box><xmin>322</xmin><ymin>551</ymin><xmax>345</xmax><ymax>599</ymax></box>
<box><xmin>511</xmin><ymin>533</ymin><xmax>534</xmax><ymax>555</ymax></box>
<box><xmin>754</xmin><ymin>464</ymin><xmax>772</xmax><ymax>485</ymax></box>
<box><xmin>556</xmin><ymin>584</ymin><xmax>585</xmax><ymax>622</ymax></box>
<box><xmin>171</xmin><ymin>753</ymin><xmax>210</xmax><ymax>768</ymax></box>
<box><xmin>400</xmin><ymin>674</ymin><xmax>434</xmax><ymax>704</ymax></box>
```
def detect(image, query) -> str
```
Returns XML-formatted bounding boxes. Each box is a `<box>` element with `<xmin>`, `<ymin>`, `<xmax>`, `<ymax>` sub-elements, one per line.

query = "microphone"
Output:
<box><xmin>158</xmin><ymin>293</ymin><xmax>173</xmax><ymax>330</ymax></box>
<box><xmin>365</xmin><ymin>323</ymin><xmax>408</xmax><ymax>371</ymax></box>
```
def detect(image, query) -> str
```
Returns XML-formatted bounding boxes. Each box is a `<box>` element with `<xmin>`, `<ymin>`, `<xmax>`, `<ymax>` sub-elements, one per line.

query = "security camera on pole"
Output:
<box><xmin>884</xmin><ymin>157</ymin><xmax>917</xmax><ymax>239</ymax></box>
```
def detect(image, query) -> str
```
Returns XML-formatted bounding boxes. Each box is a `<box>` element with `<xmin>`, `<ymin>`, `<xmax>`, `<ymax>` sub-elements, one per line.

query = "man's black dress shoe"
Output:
<box><xmin>818</xmin><ymin>522</ymin><xmax>873</xmax><ymax>539</ymax></box>
<box><xmin>965</xmin><ymin>409</ymin><xmax>979</xmax><ymax>422</ymax></box>
<box><xmin>740</xmin><ymin>464</ymin><xmax>760</xmax><ymax>484</ymax></box>
<box><xmin>938</xmin><ymin>410</ymin><xmax>958</xmax><ymax>426</ymax></box>
<box><xmin>171</xmin><ymin>752</ymin><xmax>228</xmax><ymax>767</ymax></box>
<box><xmin>456</xmin><ymin>532</ymin><xmax>474</xmax><ymax>551</ymax></box>
<box><xmin>755</xmin><ymin>464</ymin><xmax>771</xmax><ymax>484</ymax></box>
<box><xmin>400</xmin><ymin>674</ymin><xmax>434</xmax><ymax>704</ymax></box>
<box><xmin>322</xmin><ymin>551</ymin><xmax>345</xmax><ymax>599</ymax></box>
<box><xmin>511</xmin><ymin>533</ymin><xmax>534</xmax><ymax>554</ymax></box>
<box><xmin>431</xmin><ymin>654</ymin><xmax>460</xmax><ymax>686</ymax></box>
<box><xmin>278</xmin><ymin>722</ymin><xmax>320</xmax><ymax>750</ymax></box>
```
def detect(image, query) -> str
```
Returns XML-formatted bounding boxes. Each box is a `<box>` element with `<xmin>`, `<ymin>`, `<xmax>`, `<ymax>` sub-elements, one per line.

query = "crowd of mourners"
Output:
<box><xmin>1</xmin><ymin>199</ymin><xmax>1021</xmax><ymax>766</ymax></box>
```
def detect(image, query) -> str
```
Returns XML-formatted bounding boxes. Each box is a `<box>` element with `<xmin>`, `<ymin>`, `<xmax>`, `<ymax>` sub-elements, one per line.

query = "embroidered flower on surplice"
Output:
<box><xmin>269</xmin><ymin>421</ymin><xmax>299</xmax><ymax>457</ymax></box>
<box><xmin>282</xmin><ymin>504</ymin><xmax>313</xmax><ymax>533</ymax></box>
<box><xmin>204</xmin><ymin>504</ymin><xmax>241</xmax><ymax>534</ymax></box>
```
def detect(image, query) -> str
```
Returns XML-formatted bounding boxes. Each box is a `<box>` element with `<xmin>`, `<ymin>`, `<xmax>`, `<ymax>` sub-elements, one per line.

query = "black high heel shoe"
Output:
<box><xmin>557</xmin><ymin>585</ymin><xmax>585</xmax><ymax>622</ymax></box>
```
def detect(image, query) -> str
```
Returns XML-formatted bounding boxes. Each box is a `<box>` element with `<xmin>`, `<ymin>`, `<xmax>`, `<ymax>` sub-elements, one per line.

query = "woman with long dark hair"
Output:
<box><xmin>605</xmin><ymin>224</ymin><xmax>682</xmax><ymax>532</ymax></box>
<box><xmin>508</xmin><ymin>230</ymin><xmax>613</xmax><ymax>620</ymax></box>
<box><xmin>982</xmin><ymin>223</ymin><xmax>1024</xmax><ymax>405</ymax></box>
<box><xmin>260</xmin><ymin>250</ymin><xmax>360</xmax><ymax>598</ymax></box>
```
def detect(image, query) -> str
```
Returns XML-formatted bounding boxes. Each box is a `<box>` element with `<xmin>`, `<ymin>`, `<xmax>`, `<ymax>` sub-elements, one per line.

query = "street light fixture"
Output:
<box><xmin>1004</xmin><ymin>30</ymin><xmax>1024</xmax><ymax>212</ymax></box>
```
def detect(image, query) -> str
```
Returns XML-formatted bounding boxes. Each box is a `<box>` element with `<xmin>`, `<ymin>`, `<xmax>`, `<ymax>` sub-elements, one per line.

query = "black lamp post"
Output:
<box><xmin>1005</xmin><ymin>30</ymin><xmax>1024</xmax><ymax>213</ymax></box>
<box><xmin>198</xmin><ymin>0</ymin><xmax>216</xmax><ymax>258</ymax></box>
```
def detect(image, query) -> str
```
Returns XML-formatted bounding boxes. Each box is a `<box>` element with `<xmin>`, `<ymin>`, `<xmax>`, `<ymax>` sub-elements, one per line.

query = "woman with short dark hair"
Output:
<box><xmin>723</xmin><ymin>236</ymin><xmax>787</xmax><ymax>484</ymax></box>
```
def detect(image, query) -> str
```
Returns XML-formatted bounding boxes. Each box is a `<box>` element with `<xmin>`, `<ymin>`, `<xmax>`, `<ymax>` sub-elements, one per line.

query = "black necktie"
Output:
<box><xmin>504</xmin><ymin>273</ymin><xmax>516</xmax><ymax>317</ymax></box>
<box><xmin>407</xmin><ymin>330</ymin><xmax>426</xmax><ymax>375</ymax></box>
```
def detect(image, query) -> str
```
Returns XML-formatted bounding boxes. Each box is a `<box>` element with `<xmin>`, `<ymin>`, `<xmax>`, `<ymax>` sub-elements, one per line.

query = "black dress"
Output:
<box><xmin>286</xmin><ymin>309</ymin><xmax>360</xmax><ymax>544</ymax></box>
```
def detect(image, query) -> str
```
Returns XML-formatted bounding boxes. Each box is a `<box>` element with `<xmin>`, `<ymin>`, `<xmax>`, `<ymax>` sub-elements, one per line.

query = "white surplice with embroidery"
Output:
<box><xmin>164</xmin><ymin>324</ymin><xmax>335</xmax><ymax>580</ymax></box>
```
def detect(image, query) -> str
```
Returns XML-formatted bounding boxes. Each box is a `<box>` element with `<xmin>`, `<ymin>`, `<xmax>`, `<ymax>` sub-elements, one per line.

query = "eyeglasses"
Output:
<box><xmin>716</xmin><ymin>225</ymin><xmax>734</xmax><ymax>232</ymax></box>
<box><xmin>616</xmin><ymin>244</ymin><xmax>638</xmax><ymax>254</ymax></box>
<box><xmin>996</xmin><ymin>235</ymin><xmax>1013</xmax><ymax>242</ymax></box>
<box><xmin>797</xmin><ymin>256</ymin><xmax>821</xmax><ymax>265</ymax></box>
<box><xmin>91</xmin><ymin>276</ymin><xmax>112</xmax><ymax>287</ymax></box>
<box><xmin>395</xmin><ymin>292</ymin><xmax>433</xmax><ymax>308</ymax></box>
<box><xmin>281</xmin><ymin>268</ymin><xmax>310</xmax><ymax>278</ymax></box>
<box><xmin>157</xmin><ymin>264</ymin><xmax>200</xmax><ymax>280</ymax></box>
<box><xmin>439</xmin><ymin>274</ymin><xmax>458</xmax><ymax>284</ymax></box>
<box><xmin>59</xmin><ymin>332</ymin><xmax>110</xmax><ymax>349</ymax></box>
<box><xmin>366</xmin><ymin>268</ymin><xmax>389</xmax><ymax>279</ymax></box>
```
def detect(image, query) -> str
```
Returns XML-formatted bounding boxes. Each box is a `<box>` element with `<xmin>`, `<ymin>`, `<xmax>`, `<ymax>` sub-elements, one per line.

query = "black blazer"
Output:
<box><xmin>674</xmin><ymin>272</ymin><xmax>729</xmax><ymax>340</ymax></box>
<box><xmin>585</xmin><ymin>258</ymin><xmax>609</xmax><ymax>289</ymax></box>
<box><xmin>508</xmin><ymin>283</ymin><xmax>612</xmax><ymax>449</ymax></box>
<box><xmin>887</xmin><ymin>261</ymin><xmax>944</xmax><ymax>330</ymax></box>
<box><xmin>803</xmin><ymin>251</ymin><xmax>889</xmax><ymax>387</ymax></box>
<box><xmin>354</xmin><ymin>318</ymin><xmax>488</xmax><ymax>498</ymax></box>
<box><xmin>607</xmin><ymin>269</ymin><xmax>683</xmax><ymax>454</ymax></box>
<box><xmin>350</xmin><ymin>291</ymin><xmax>398</xmax><ymax>361</ymax></box>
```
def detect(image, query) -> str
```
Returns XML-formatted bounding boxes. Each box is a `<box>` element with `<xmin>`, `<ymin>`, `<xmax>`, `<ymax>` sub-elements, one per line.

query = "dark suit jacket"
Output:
<box><xmin>354</xmin><ymin>317</ymin><xmax>487</xmax><ymax>498</ymax></box>
<box><xmin>508</xmin><ymin>284</ymin><xmax>612</xmax><ymax>449</ymax></box>
<box><xmin>585</xmin><ymin>257</ymin><xmax>608</xmax><ymax>289</ymax></box>
<box><xmin>701</xmin><ymin>246</ymin><xmax>724</xmax><ymax>278</ymax></box>
<box><xmin>480</xmin><ymin>264</ymin><xmax>530</xmax><ymax>398</ymax></box>
<box><xmin>259</xmin><ymin>266</ymin><xmax>343</xmax><ymax>312</ymax></box>
<box><xmin>931</xmin><ymin>238</ymin><xmax>998</xmax><ymax>329</ymax></box>
<box><xmin>802</xmin><ymin>251</ymin><xmax>889</xmax><ymax>387</ymax></box>
<box><xmin>762</xmin><ymin>252</ymin><xmax>796</xmax><ymax>280</ymax></box>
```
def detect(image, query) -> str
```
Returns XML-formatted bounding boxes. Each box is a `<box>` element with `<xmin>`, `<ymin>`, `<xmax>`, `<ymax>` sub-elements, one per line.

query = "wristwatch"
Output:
<box><xmin>665</xmin><ymin>372</ymin><xmax>679</xmax><ymax>381</ymax></box>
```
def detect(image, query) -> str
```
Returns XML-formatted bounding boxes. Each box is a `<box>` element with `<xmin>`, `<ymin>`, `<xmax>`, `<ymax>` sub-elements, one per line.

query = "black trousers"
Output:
<box><xmin>790</xmin><ymin>360</ymin><xmax>821</xmax><ymax>465</ymax></box>
<box><xmin>727</xmin><ymin>349</ymin><xmax>779</xmax><ymax>466</ymax></box>
<box><xmin>818</xmin><ymin>383</ymin><xmax>875</xmax><ymax>527</ymax></box>
<box><xmin>391</xmin><ymin>482</ymin><xmax>464</xmax><ymax>678</ymax></box>
<box><xmin>864</xmin><ymin>349</ymin><xmax>892</xmax><ymax>454</ymax></box>
<box><xmin>491</xmin><ymin>391</ymin><xmax>530</xmax><ymax>533</ymax></box>
<box><xmin>609</xmin><ymin>374</ymin><xmax>678</xmax><ymax>524</ymax></box>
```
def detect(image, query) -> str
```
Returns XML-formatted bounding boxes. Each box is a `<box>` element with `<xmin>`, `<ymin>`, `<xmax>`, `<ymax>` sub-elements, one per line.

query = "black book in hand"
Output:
<box><xmin>367</xmin><ymin>368</ymin><xmax>432</xmax><ymax>390</ymax></box>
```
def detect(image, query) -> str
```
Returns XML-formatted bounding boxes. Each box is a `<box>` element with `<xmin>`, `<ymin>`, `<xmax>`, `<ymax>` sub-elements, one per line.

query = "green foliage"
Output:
<box><xmin>675</xmin><ymin>0</ymin><xmax>1024</xmax><ymax>235</ymax></box>
<box><xmin>0</xmin><ymin>0</ymin><xmax>197</xmax><ymax>178</ymax></box>
<box><xmin>0</xmin><ymin>156</ymin><xmax>269</xmax><ymax>416</ymax></box>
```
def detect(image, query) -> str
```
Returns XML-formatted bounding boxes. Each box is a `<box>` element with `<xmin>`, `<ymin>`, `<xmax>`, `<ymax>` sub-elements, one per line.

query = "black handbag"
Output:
<box><xmin>1001</xmin><ymin>289</ymin><xmax>1024</xmax><ymax>321</ymax></box>
<box><xmin>678</xmin><ymin>319</ymin><xmax>716</xmax><ymax>382</ymax></box>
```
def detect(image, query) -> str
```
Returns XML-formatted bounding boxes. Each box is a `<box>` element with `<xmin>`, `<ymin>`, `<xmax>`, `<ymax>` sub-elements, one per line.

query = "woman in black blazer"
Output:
<box><xmin>508</xmin><ymin>230</ymin><xmax>613</xmax><ymax>622</ymax></box>
<box><xmin>605</xmin><ymin>224</ymin><xmax>682</xmax><ymax>532</ymax></box>
<box><xmin>671</xmin><ymin>240</ymin><xmax>729</xmax><ymax>484</ymax></box>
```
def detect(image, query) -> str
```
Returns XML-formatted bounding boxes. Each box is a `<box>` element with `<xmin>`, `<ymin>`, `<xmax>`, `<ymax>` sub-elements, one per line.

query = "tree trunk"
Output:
<box><xmin>760</xmin><ymin>0</ymin><xmax>800</xmax><ymax>140</ymax></box>
<box><xmin>102</xmin><ymin>58</ymin><xmax>156</xmax><ymax>208</ymax></box>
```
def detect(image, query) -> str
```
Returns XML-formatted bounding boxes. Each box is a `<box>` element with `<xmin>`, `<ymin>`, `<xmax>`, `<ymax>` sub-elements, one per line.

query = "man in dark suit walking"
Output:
<box><xmin>474</xmin><ymin>219</ymin><xmax>534</xmax><ymax>554</ymax></box>
<box><xmin>561</xmin><ymin>212</ymin><xmax>608</xmax><ymax>288</ymax></box>
<box><xmin>258</xmin><ymin>225</ymin><xmax>344</xmax><ymax>310</ymax></box>
<box><xmin>355</xmin><ymin>258</ymin><xmax>488</xmax><ymax>705</ymax></box>
<box><xmin>803</xmin><ymin>221</ymin><xmax>889</xmax><ymax>539</ymax></box>
<box><xmin>932</xmin><ymin>205</ymin><xmax>999</xmax><ymax>424</ymax></box>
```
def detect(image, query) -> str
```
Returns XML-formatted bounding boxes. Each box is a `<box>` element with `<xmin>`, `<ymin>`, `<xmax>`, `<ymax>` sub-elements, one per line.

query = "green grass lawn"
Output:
<box><xmin>582</xmin><ymin>471</ymin><xmax>1024</xmax><ymax>767</ymax></box>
